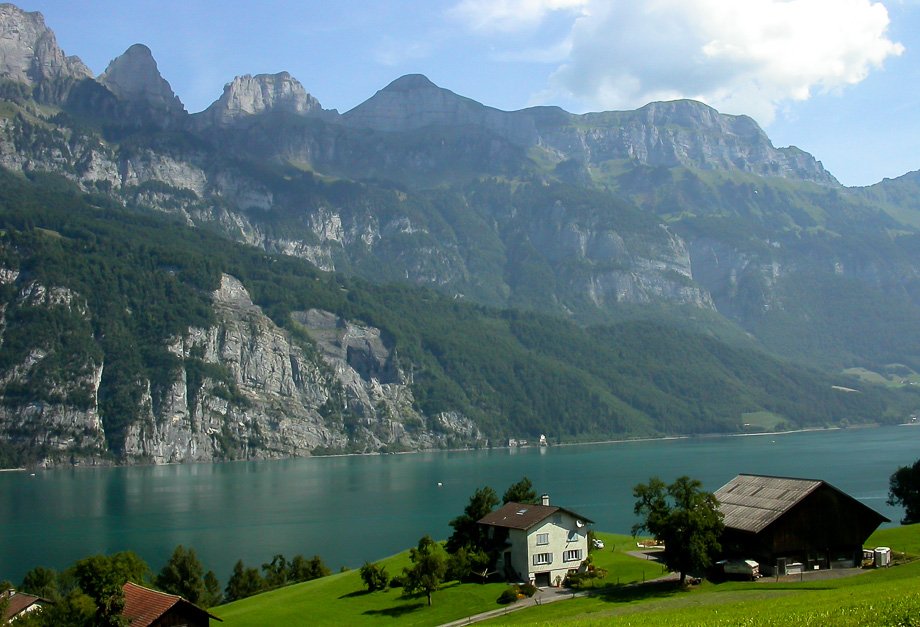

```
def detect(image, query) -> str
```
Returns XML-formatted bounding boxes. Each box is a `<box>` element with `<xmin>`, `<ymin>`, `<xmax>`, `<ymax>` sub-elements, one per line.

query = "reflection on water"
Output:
<box><xmin>1</xmin><ymin>426</ymin><xmax>917</xmax><ymax>584</ymax></box>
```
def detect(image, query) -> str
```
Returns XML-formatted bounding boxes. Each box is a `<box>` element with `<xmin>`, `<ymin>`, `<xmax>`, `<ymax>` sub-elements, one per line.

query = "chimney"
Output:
<box><xmin>541</xmin><ymin>493</ymin><xmax>550</xmax><ymax>506</ymax></box>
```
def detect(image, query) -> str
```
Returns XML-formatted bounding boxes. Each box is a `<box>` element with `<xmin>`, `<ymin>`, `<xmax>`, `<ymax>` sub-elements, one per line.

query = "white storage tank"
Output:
<box><xmin>874</xmin><ymin>547</ymin><xmax>891</xmax><ymax>568</ymax></box>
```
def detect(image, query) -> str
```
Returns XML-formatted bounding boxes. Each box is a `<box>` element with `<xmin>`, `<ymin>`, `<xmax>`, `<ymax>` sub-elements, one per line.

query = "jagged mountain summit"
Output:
<box><xmin>0</xmin><ymin>3</ymin><xmax>91</xmax><ymax>101</ymax></box>
<box><xmin>99</xmin><ymin>43</ymin><xmax>186</xmax><ymax>118</ymax></box>
<box><xmin>340</xmin><ymin>74</ymin><xmax>836</xmax><ymax>185</ymax></box>
<box><xmin>192</xmin><ymin>71</ymin><xmax>333</xmax><ymax>128</ymax></box>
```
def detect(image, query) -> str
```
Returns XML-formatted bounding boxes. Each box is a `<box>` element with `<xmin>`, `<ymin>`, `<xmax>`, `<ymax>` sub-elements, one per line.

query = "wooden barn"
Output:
<box><xmin>714</xmin><ymin>474</ymin><xmax>889</xmax><ymax>576</ymax></box>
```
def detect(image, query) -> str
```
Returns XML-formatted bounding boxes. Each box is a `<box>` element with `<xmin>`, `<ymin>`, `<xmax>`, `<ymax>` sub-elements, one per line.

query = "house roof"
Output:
<box><xmin>478</xmin><ymin>502</ymin><xmax>594</xmax><ymax>530</ymax></box>
<box><xmin>2</xmin><ymin>590</ymin><xmax>48</xmax><ymax>620</ymax></box>
<box><xmin>714</xmin><ymin>473</ymin><xmax>888</xmax><ymax>534</ymax></box>
<box><xmin>122</xmin><ymin>581</ymin><xmax>221</xmax><ymax>627</ymax></box>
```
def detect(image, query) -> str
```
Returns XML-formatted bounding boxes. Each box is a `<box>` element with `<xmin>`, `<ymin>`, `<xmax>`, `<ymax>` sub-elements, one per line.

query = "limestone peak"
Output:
<box><xmin>99</xmin><ymin>44</ymin><xmax>185</xmax><ymax>115</ymax></box>
<box><xmin>0</xmin><ymin>3</ymin><xmax>92</xmax><ymax>87</ymax></box>
<box><xmin>197</xmin><ymin>72</ymin><xmax>324</xmax><ymax>126</ymax></box>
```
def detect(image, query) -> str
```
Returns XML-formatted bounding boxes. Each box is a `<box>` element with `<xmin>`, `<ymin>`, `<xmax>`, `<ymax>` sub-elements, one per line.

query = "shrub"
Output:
<box><xmin>498</xmin><ymin>585</ymin><xmax>521</xmax><ymax>604</ymax></box>
<box><xmin>518</xmin><ymin>582</ymin><xmax>537</xmax><ymax>597</ymax></box>
<box><xmin>359</xmin><ymin>561</ymin><xmax>389</xmax><ymax>592</ymax></box>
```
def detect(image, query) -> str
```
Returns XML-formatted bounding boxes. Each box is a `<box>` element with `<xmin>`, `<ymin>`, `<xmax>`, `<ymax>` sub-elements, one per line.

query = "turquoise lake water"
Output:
<box><xmin>1</xmin><ymin>425</ymin><xmax>918</xmax><ymax>585</ymax></box>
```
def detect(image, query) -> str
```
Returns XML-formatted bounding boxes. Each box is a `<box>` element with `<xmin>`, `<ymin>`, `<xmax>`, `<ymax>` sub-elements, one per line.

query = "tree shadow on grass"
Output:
<box><xmin>591</xmin><ymin>580</ymin><xmax>683</xmax><ymax>604</ymax></box>
<box><xmin>339</xmin><ymin>589</ymin><xmax>371</xmax><ymax>599</ymax></box>
<box><xmin>362</xmin><ymin>603</ymin><xmax>425</xmax><ymax>617</ymax></box>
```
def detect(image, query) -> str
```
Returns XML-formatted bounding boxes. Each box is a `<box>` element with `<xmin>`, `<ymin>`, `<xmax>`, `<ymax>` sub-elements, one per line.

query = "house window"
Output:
<box><xmin>536</xmin><ymin>533</ymin><xmax>549</xmax><ymax>545</ymax></box>
<box><xmin>567</xmin><ymin>530</ymin><xmax>578</xmax><ymax>542</ymax></box>
<box><xmin>563</xmin><ymin>549</ymin><xmax>583</xmax><ymax>562</ymax></box>
<box><xmin>553</xmin><ymin>514</ymin><xmax>562</xmax><ymax>524</ymax></box>
<box><xmin>533</xmin><ymin>553</ymin><xmax>553</xmax><ymax>566</ymax></box>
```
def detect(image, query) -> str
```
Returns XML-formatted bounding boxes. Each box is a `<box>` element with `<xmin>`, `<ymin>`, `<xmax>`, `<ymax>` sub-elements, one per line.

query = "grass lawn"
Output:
<box><xmin>213</xmin><ymin>547</ymin><xmax>509</xmax><ymax>627</ymax></box>
<box><xmin>740</xmin><ymin>411</ymin><xmax>786</xmax><ymax>431</ymax></box>
<box><xmin>483</xmin><ymin>526</ymin><xmax>920</xmax><ymax>626</ymax></box>
<box><xmin>213</xmin><ymin>526</ymin><xmax>920</xmax><ymax>627</ymax></box>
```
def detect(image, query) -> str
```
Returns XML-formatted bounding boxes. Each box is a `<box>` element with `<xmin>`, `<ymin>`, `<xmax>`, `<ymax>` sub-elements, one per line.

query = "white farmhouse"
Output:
<box><xmin>478</xmin><ymin>494</ymin><xmax>593</xmax><ymax>587</ymax></box>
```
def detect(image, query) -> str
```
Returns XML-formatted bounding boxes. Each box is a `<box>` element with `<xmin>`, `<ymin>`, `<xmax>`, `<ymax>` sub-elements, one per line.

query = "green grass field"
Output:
<box><xmin>213</xmin><ymin>547</ymin><xmax>509</xmax><ymax>627</ymax></box>
<box><xmin>740</xmin><ymin>411</ymin><xmax>787</xmax><ymax>431</ymax></box>
<box><xmin>484</xmin><ymin>526</ymin><xmax>920</xmax><ymax>626</ymax></box>
<box><xmin>213</xmin><ymin>527</ymin><xmax>920</xmax><ymax>627</ymax></box>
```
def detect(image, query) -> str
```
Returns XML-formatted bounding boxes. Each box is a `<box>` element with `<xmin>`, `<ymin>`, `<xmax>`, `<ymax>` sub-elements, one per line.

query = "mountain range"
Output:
<box><xmin>0</xmin><ymin>3</ymin><xmax>917</xmax><ymax>466</ymax></box>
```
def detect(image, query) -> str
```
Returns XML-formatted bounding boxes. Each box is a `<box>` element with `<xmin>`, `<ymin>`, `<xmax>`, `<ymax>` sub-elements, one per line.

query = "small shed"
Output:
<box><xmin>122</xmin><ymin>582</ymin><xmax>222</xmax><ymax>627</ymax></box>
<box><xmin>715</xmin><ymin>474</ymin><xmax>888</xmax><ymax>576</ymax></box>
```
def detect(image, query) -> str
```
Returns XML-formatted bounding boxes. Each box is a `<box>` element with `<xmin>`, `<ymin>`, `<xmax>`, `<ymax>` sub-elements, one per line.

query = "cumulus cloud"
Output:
<box><xmin>453</xmin><ymin>0</ymin><xmax>904</xmax><ymax>123</ymax></box>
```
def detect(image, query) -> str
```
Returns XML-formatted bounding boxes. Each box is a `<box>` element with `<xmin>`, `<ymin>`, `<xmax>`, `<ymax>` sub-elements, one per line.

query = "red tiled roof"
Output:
<box><xmin>478</xmin><ymin>502</ymin><xmax>594</xmax><ymax>530</ymax></box>
<box><xmin>2</xmin><ymin>590</ymin><xmax>47</xmax><ymax>620</ymax></box>
<box><xmin>122</xmin><ymin>581</ymin><xmax>221</xmax><ymax>627</ymax></box>
<box><xmin>123</xmin><ymin>582</ymin><xmax>181</xmax><ymax>627</ymax></box>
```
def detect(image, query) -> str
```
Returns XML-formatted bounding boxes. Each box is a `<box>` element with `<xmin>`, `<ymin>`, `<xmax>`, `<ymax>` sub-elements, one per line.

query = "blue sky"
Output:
<box><xmin>18</xmin><ymin>0</ymin><xmax>920</xmax><ymax>186</ymax></box>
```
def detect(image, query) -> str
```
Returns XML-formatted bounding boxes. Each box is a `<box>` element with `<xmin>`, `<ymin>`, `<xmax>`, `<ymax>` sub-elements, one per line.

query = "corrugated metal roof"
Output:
<box><xmin>715</xmin><ymin>474</ymin><xmax>823</xmax><ymax>534</ymax></box>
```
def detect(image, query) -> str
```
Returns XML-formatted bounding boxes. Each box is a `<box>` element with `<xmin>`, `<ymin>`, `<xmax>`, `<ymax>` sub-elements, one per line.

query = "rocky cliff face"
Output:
<box><xmin>0</xmin><ymin>272</ymin><xmax>483</xmax><ymax>466</ymax></box>
<box><xmin>98</xmin><ymin>43</ymin><xmax>186</xmax><ymax>127</ymax></box>
<box><xmin>545</xmin><ymin>101</ymin><xmax>838</xmax><ymax>185</ymax></box>
<box><xmin>193</xmin><ymin>72</ymin><xmax>330</xmax><ymax>128</ymax></box>
<box><xmin>0</xmin><ymin>271</ymin><xmax>108</xmax><ymax>464</ymax></box>
<box><xmin>0</xmin><ymin>4</ymin><xmax>91</xmax><ymax>88</ymax></box>
<box><xmin>342</xmin><ymin>77</ymin><xmax>835</xmax><ymax>186</ymax></box>
<box><xmin>0</xmin><ymin>3</ymin><xmax>93</xmax><ymax>107</ymax></box>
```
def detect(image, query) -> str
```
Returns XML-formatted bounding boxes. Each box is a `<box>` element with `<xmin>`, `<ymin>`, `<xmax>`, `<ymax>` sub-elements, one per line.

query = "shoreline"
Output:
<box><xmin>4</xmin><ymin>421</ymin><xmax>907</xmax><ymax>473</ymax></box>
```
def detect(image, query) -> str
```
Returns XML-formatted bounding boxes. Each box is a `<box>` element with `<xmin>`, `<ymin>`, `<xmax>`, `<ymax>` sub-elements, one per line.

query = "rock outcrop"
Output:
<box><xmin>193</xmin><ymin>72</ymin><xmax>330</xmax><ymax>128</ymax></box>
<box><xmin>0</xmin><ymin>271</ymin><xmax>484</xmax><ymax>466</ymax></box>
<box><xmin>98</xmin><ymin>43</ymin><xmax>186</xmax><ymax>126</ymax></box>
<box><xmin>0</xmin><ymin>3</ymin><xmax>92</xmax><ymax>102</ymax></box>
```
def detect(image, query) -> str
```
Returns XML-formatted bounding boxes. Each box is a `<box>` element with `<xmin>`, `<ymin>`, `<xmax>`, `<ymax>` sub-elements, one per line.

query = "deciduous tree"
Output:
<box><xmin>20</xmin><ymin>567</ymin><xmax>60</xmax><ymax>601</ymax></box>
<box><xmin>632</xmin><ymin>476</ymin><xmax>724</xmax><ymax>585</ymax></box>
<box><xmin>403</xmin><ymin>536</ymin><xmax>446</xmax><ymax>606</ymax></box>
<box><xmin>289</xmin><ymin>554</ymin><xmax>330</xmax><ymax>583</ymax></box>
<box><xmin>358</xmin><ymin>562</ymin><xmax>388</xmax><ymax>592</ymax></box>
<box><xmin>888</xmin><ymin>458</ymin><xmax>920</xmax><ymax>524</ymax></box>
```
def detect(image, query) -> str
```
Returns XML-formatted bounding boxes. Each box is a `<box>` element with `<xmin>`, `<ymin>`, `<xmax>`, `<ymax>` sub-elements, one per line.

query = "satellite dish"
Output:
<box><xmin>576</xmin><ymin>520</ymin><xmax>585</xmax><ymax>528</ymax></box>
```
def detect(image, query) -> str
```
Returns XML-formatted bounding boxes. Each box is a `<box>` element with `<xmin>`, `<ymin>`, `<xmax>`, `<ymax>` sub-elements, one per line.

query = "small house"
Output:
<box><xmin>715</xmin><ymin>474</ymin><xmax>889</xmax><ymax>576</ymax></box>
<box><xmin>122</xmin><ymin>581</ymin><xmax>222</xmax><ymax>627</ymax></box>
<box><xmin>1</xmin><ymin>589</ymin><xmax>51</xmax><ymax>622</ymax></box>
<box><xmin>478</xmin><ymin>494</ymin><xmax>593</xmax><ymax>587</ymax></box>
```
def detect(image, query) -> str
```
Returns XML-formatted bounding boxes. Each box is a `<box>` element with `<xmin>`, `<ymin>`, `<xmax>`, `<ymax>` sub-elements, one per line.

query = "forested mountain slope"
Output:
<box><xmin>0</xmin><ymin>170</ymin><xmax>912</xmax><ymax>467</ymax></box>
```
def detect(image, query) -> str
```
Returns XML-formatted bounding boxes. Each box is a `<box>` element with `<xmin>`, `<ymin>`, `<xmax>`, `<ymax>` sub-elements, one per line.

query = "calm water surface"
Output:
<box><xmin>1</xmin><ymin>426</ymin><xmax>918</xmax><ymax>584</ymax></box>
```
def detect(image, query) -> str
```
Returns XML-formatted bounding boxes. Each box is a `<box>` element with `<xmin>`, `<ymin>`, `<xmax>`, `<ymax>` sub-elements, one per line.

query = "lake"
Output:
<box><xmin>1</xmin><ymin>425</ymin><xmax>917</xmax><ymax>585</ymax></box>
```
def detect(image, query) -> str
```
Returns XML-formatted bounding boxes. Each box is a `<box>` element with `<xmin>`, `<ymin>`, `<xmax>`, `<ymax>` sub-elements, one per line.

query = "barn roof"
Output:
<box><xmin>478</xmin><ymin>502</ymin><xmax>593</xmax><ymax>531</ymax></box>
<box><xmin>716</xmin><ymin>474</ymin><xmax>825</xmax><ymax>533</ymax></box>
<box><xmin>714</xmin><ymin>474</ymin><xmax>889</xmax><ymax>534</ymax></box>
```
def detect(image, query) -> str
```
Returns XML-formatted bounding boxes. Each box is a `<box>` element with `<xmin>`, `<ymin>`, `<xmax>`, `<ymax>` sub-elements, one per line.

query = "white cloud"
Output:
<box><xmin>453</xmin><ymin>0</ymin><xmax>905</xmax><ymax>124</ymax></box>
<box><xmin>551</xmin><ymin>0</ymin><xmax>904</xmax><ymax>123</ymax></box>
<box><xmin>448</xmin><ymin>0</ymin><xmax>590</xmax><ymax>33</ymax></box>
